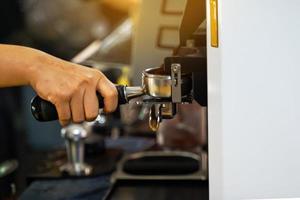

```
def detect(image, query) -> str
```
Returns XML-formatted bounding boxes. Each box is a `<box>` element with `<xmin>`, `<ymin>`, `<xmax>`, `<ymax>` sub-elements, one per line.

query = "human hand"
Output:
<box><xmin>29</xmin><ymin>53</ymin><xmax>117</xmax><ymax>126</ymax></box>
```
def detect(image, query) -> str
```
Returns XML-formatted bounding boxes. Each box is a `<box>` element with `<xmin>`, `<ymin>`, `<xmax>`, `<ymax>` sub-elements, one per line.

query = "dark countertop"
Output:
<box><xmin>19</xmin><ymin>137</ymin><xmax>208</xmax><ymax>200</ymax></box>
<box><xmin>20</xmin><ymin>175</ymin><xmax>111</xmax><ymax>200</ymax></box>
<box><xmin>19</xmin><ymin>137</ymin><xmax>155</xmax><ymax>200</ymax></box>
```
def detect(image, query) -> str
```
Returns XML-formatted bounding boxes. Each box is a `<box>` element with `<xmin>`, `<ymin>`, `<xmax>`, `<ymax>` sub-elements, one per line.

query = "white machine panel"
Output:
<box><xmin>207</xmin><ymin>0</ymin><xmax>300</xmax><ymax>199</ymax></box>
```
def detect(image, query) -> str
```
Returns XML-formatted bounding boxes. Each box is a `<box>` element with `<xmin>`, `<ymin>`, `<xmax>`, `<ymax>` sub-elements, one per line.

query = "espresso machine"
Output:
<box><xmin>30</xmin><ymin>46</ymin><xmax>207</xmax><ymax>179</ymax></box>
<box><xmin>27</xmin><ymin>0</ymin><xmax>300</xmax><ymax>198</ymax></box>
<box><xmin>29</xmin><ymin>0</ymin><xmax>209</xmax><ymax>199</ymax></box>
<box><xmin>30</xmin><ymin>0</ymin><xmax>207</xmax><ymax>177</ymax></box>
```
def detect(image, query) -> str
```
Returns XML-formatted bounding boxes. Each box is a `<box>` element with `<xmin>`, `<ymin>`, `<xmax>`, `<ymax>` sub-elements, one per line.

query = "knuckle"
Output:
<box><xmin>73</xmin><ymin>76</ymin><xmax>86</xmax><ymax>88</ymax></box>
<box><xmin>57</xmin><ymin>109</ymin><xmax>70</xmax><ymax>119</ymax></box>
<box><xmin>77</xmin><ymin>75</ymin><xmax>95</xmax><ymax>89</ymax></box>
<box><xmin>91</xmin><ymin>68</ymin><xmax>102</xmax><ymax>76</ymax></box>
<box><xmin>86</xmin><ymin>113</ymin><xmax>98</xmax><ymax>121</ymax></box>
<box><xmin>94</xmin><ymin>70</ymin><xmax>104</xmax><ymax>81</ymax></box>
<box><xmin>85</xmin><ymin>69</ymin><xmax>102</xmax><ymax>81</ymax></box>
<box><xmin>57</xmin><ymin>92</ymin><xmax>72</xmax><ymax>102</ymax></box>
<box><xmin>72</xmin><ymin>85</ymin><xmax>82</xmax><ymax>94</ymax></box>
<box><xmin>55</xmin><ymin>107</ymin><xmax>71</xmax><ymax>122</ymax></box>
<box><xmin>59</xmin><ymin>120</ymin><xmax>70</xmax><ymax>127</ymax></box>
<box><xmin>107</xmin><ymin>89</ymin><xmax>117</xmax><ymax>99</ymax></box>
<box><xmin>70</xmin><ymin>81</ymin><xmax>84</xmax><ymax>95</ymax></box>
<box><xmin>86</xmin><ymin>75</ymin><xmax>95</xmax><ymax>83</ymax></box>
<box><xmin>85</xmin><ymin>108</ymin><xmax>99</xmax><ymax>121</ymax></box>
<box><xmin>51</xmin><ymin>95</ymin><xmax>68</xmax><ymax>105</ymax></box>
<box><xmin>72</xmin><ymin>117</ymin><xmax>84</xmax><ymax>123</ymax></box>
<box><xmin>104</xmin><ymin>104</ymin><xmax>115</xmax><ymax>113</ymax></box>
<box><xmin>59</xmin><ymin>119</ymin><xmax>71</xmax><ymax>126</ymax></box>
<box><xmin>105</xmin><ymin>108</ymin><xmax>114</xmax><ymax>113</ymax></box>
<box><xmin>80</xmin><ymin>77</ymin><xmax>90</xmax><ymax>85</ymax></box>
<box><xmin>60</xmin><ymin>117</ymin><xmax>71</xmax><ymax>122</ymax></box>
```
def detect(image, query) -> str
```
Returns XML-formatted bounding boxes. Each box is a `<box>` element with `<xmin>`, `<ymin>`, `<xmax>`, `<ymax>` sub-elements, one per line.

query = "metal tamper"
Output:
<box><xmin>60</xmin><ymin>124</ymin><xmax>92</xmax><ymax>176</ymax></box>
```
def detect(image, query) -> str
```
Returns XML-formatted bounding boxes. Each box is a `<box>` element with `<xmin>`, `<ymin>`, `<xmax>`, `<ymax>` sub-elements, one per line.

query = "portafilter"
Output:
<box><xmin>31</xmin><ymin>67</ymin><xmax>193</xmax><ymax>124</ymax></box>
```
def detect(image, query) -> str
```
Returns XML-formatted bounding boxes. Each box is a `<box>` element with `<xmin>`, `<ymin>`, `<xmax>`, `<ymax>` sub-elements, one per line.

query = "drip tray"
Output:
<box><xmin>103</xmin><ymin>179</ymin><xmax>208</xmax><ymax>200</ymax></box>
<box><xmin>112</xmin><ymin>151</ymin><xmax>208</xmax><ymax>181</ymax></box>
<box><xmin>103</xmin><ymin>151</ymin><xmax>209</xmax><ymax>200</ymax></box>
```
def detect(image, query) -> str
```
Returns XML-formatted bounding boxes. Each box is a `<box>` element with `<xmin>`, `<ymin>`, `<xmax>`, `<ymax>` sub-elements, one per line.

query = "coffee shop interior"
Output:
<box><xmin>1</xmin><ymin>0</ymin><xmax>300</xmax><ymax>200</ymax></box>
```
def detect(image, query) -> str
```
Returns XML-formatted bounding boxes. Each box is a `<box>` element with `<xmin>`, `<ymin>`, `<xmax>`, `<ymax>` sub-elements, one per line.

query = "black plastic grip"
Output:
<box><xmin>31</xmin><ymin>85</ymin><xmax>127</xmax><ymax>121</ymax></box>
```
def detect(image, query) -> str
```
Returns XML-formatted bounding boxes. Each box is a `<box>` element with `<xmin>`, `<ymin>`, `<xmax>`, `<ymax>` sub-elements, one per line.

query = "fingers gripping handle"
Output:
<box><xmin>31</xmin><ymin>85</ymin><xmax>127</xmax><ymax>121</ymax></box>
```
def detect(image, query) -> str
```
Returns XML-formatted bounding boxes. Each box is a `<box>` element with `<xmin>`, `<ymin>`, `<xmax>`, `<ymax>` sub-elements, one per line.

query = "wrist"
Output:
<box><xmin>26</xmin><ymin>48</ymin><xmax>55</xmax><ymax>88</ymax></box>
<box><xmin>26</xmin><ymin>52</ymin><xmax>42</xmax><ymax>88</ymax></box>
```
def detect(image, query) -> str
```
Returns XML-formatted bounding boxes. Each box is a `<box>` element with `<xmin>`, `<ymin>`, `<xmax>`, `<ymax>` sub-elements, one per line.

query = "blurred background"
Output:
<box><xmin>0</xmin><ymin>0</ymin><xmax>136</xmax><ymax>195</ymax></box>
<box><xmin>0</xmin><ymin>0</ymin><xmax>206</xmax><ymax>199</ymax></box>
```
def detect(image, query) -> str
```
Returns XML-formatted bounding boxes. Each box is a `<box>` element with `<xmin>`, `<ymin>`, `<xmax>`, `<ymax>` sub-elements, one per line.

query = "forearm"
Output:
<box><xmin>0</xmin><ymin>44</ymin><xmax>48</xmax><ymax>87</ymax></box>
<box><xmin>0</xmin><ymin>44</ymin><xmax>117</xmax><ymax>125</ymax></box>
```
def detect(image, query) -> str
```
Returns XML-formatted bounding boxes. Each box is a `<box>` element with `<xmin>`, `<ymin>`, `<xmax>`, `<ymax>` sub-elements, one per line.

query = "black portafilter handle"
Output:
<box><xmin>31</xmin><ymin>85</ymin><xmax>128</xmax><ymax>121</ymax></box>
